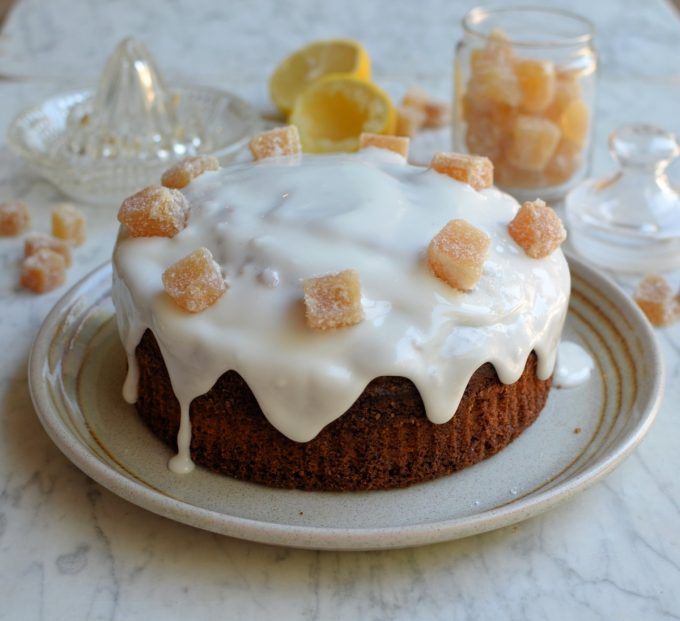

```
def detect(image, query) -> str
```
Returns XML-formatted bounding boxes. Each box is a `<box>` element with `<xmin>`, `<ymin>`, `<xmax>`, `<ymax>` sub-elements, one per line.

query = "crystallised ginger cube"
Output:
<box><xmin>559</xmin><ymin>98</ymin><xmax>589</xmax><ymax>148</ymax></box>
<box><xmin>395</xmin><ymin>105</ymin><xmax>427</xmax><ymax>137</ymax></box>
<box><xmin>514</xmin><ymin>58</ymin><xmax>556</xmax><ymax>114</ymax></box>
<box><xmin>465</xmin><ymin>117</ymin><xmax>504</xmax><ymax>161</ymax></box>
<box><xmin>24</xmin><ymin>233</ymin><xmax>72</xmax><ymax>267</ymax></box>
<box><xmin>508</xmin><ymin>199</ymin><xmax>566</xmax><ymax>259</ymax></box>
<box><xmin>544</xmin><ymin>139</ymin><xmax>582</xmax><ymax>185</ymax></box>
<box><xmin>359</xmin><ymin>133</ymin><xmax>410</xmax><ymax>158</ymax></box>
<box><xmin>303</xmin><ymin>269</ymin><xmax>363</xmax><ymax>330</ymax></box>
<box><xmin>0</xmin><ymin>201</ymin><xmax>31</xmax><ymax>236</ymax></box>
<box><xmin>249</xmin><ymin>125</ymin><xmax>302</xmax><ymax>160</ymax></box>
<box><xmin>506</xmin><ymin>115</ymin><xmax>561</xmax><ymax>173</ymax></box>
<box><xmin>52</xmin><ymin>204</ymin><xmax>86</xmax><ymax>246</ymax></box>
<box><xmin>161</xmin><ymin>155</ymin><xmax>219</xmax><ymax>189</ymax></box>
<box><xmin>20</xmin><ymin>248</ymin><xmax>66</xmax><ymax>293</ymax></box>
<box><xmin>162</xmin><ymin>247</ymin><xmax>226</xmax><ymax>313</ymax></box>
<box><xmin>634</xmin><ymin>274</ymin><xmax>679</xmax><ymax>327</ymax></box>
<box><xmin>118</xmin><ymin>186</ymin><xmax>189</xmax><ymax>238</ymax></box>
<box><xmin>427</xmin><ymin>219</ymin><xmax>490</xmax><ymax>291</ymax></box>
<box><xmin>543</xmin><ymin>74</ymin><xmax>581</xmax><ymax>122</ymax></box>
<box><xmin>431</xmin><ymin>152</ymin><xmax>493</xmax><ymax>191</ymax></box>
<box><xmin>468</xmin><ymin>64</ymin><xmax>522</xmax><ymax>108</ymax></box>
<box><xmin>401</xmin><ymin>87</ymin><xmax>451</xmax><ymax>129</ymax></box>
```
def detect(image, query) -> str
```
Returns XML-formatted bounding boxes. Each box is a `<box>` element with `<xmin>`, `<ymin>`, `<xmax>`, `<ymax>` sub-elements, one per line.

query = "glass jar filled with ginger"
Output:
<box><xmin>454</xmin><ymin>7</ymin><xmax>596</xmax><ymax>201</ymax></box>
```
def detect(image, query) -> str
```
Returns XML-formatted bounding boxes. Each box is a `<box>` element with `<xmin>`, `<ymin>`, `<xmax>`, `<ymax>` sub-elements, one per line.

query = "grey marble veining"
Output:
<box><xmin>0</xmin><ymin>1</ymin><xmax>679</xmax><ymax>620</ymax></box>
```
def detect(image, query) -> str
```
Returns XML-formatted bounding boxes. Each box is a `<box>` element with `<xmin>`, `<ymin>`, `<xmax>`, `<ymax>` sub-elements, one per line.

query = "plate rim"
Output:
<box><xmin>28</xmin><ymin>255</ymin><xmax>665</xmax><ymax>550</ymax></box>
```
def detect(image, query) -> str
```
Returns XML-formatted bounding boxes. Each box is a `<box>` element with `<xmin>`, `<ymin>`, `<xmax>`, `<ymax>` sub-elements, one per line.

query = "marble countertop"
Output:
<box><xmin>0</xmin><ymin>1</ymin><xmax>679</xmax><ymax>619</ymax></box>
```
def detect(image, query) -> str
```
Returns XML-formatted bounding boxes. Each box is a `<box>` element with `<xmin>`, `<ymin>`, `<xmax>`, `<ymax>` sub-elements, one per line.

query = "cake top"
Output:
<box><xmin>112</xmin><ymin>146</ymin><xmax>570</xmax><ymax>470</ymax></box>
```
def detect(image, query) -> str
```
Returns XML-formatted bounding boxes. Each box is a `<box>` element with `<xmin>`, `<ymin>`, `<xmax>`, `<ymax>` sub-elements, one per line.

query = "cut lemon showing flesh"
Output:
<box><xmin>290</xmin><ymin>75</ymin><xmax>396</xmax><ymax>153</ymax></box>
<box><xmin>270</xmin><ymin>39</ymin><xmax>371</xmax><ymax>116</ymax></box>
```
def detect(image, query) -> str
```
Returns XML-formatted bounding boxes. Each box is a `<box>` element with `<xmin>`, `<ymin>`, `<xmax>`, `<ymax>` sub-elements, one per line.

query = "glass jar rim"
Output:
<box><xmin>462</xmin><ymin>5</ymin><xmax>594</xmax><ymax>48</ymax></box>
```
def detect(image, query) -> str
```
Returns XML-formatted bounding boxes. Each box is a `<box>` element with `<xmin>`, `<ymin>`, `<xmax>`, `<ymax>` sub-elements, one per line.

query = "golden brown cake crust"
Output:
<box><xmin>134</xmin><ymin>329</ymin><xmax>551</xmax><ymax>491</ymax></box>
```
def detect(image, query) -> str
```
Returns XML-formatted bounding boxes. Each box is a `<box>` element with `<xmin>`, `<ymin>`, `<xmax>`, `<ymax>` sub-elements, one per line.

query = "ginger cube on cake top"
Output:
<box><xmin>359</xmin><ymin>133</ymin><xmax>410</xmax><ymax>158</ymax></box>
<box><xmin>508</xmin><ymin>199</ymin><xmax>566</xmax><ymax>259</ymax></box>
<box><xmin>118</xmin><ymin>186</ymin><xmax>189</xmax><ymax>238</ymax></box>
<box><xmin>431</xmin><ymin>152</ymin><xmax>493</xmax><ymax>191</ymax></box>
<box><xmin>0</xmin><ymin>201</ymin><xmax>31</xmax><ymax>236</ymax></box>
<box><xmin>303</xmin><ymin>269</ymin><xmax>364</xmax><ymax>331</ymax></box>
<box><xmin>427</xmin><ymin>219</ymin><xmax>490</xmax><ymax>291</ymax></box>
<box><xmin>20</xmin><ymin>248</ymin><xmax>66</xmax><ymax>293</ymax></box>
<box><xmin>162</xmin><ymin>247</ymin><xmax>226</xmax><ymax>313</ymax></box>
<box><xmin>161</xmin><ymin>155</ymin><xmax>219</xmax><ymax>189</ymax></box>
<box><xmin>249</xmin><ymin>126</ymin><xmax>302</xmax><ymax>160</ymax></box>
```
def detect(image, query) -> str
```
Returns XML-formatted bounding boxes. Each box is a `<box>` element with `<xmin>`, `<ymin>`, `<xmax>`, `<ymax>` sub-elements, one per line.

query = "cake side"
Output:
<box><xmin>135</xmin><ymin>329</ymin><xmax>551</xmax><ymax>491</ymax></box>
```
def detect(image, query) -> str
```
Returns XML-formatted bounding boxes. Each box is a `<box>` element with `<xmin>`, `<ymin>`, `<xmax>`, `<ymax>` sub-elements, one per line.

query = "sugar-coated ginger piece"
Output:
<box><xmin>118</xmin><ymin>186</ymin><xmax>189</xmax><ymax>238</ymax></box>
<box><xmin>468</xmin><ymin>64</ymin><xmax>522</xmax><ymax>108</ymax></box>
<box><xmin>544</xmin><ymin>139</ymin><xmax>582</xmax><ymax>185</ymax></box>
<box><xmin>52</xmin><ymin>203</ymin><xmax>86</xmax><ymax>246</ymax></box>
<box><xmin>427</xmin><ymin>219</ymin><xmax>490</xmax><ymax>291</ymax></box>
<box><xmin>395</xmin><ymin>105</ymin><xmax>426</xmax><ymax>137</ymax></box>
<box><xmin>470</xmin><ymin>30</ymin><xmax>513</xmax><ymax>75</ymax></box>
<box><xmin>431</xmin><ymin>152</ymin><xmax>493</xmax><ymax>191</ymax></box>
<box><xmin>559</xmin><ymin>98</ymin><xmax>589</xmax><ymax>148</ymax></box>
<box><xmin>249</xmin><ymin>125</ymin><xmax>302</xmax><ymax>160</ymax></box>
<box><xmin>514</xmin><ymin>58</ymin><xmax>556</xmax><ymax>114</ymax></box>
<box><xmin>0</xmin><ymin>201</ymin><xmax>31</xmax><ymax>236</ymax></box>
<box><xmin>543</xmin><ymin>74</ymin><xmax>581</xmax><ymax>121</ymax></box>
<box><xmin>303</xmin><ymin>269</ymin><xmax>363</xmax><ymax>330</ymax></box>
<box><xmin>24</xmin><ymin>233</ymin><xmax>73</xmax><ymax>267</ymax></box>
<box><xmin>162</xmin><ymin>247</ymin><xmax>226</xmax><ymax>313</ymax></box>
<box><xmin>20</xmin><ymin>248</ymin><xmax>66</xmax><ymax>293</ymax></box>
<box><xmin>401</xmin><ymin>87</ymin><xmax>451</xmax><ymax>129</ymax></box>
<box><xmin>359</xmin><ymin>133</ymin><xmax>410</xmax><ymax>158</ymax></box>
<box><xmin>161</xmin><ymin>155</ymin><xmax>220</xmax><ymax>189</ymax></box>
<box><xmin>633</xmin><ymin>274</ymin><xmax>679</xmax><ymax>327</ymax></box>
<box><xmin>465</xmin><ymin>117</ymin><xmax>504</xmax><ymax>161</ymax></box>
<box><xmin>506</xmin><ymin>115</ymin><xmax>561</xmax><ymax>173</ymax></box>
<box><xmin>508</xmin><ymin>199</ymin><xmax>566</xmax><ymax>259</ymax></box>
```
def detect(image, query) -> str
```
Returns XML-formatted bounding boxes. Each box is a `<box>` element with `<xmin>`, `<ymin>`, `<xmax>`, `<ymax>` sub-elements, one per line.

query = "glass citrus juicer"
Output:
<box><xmin>7</xmin><ymin>38</ymin><xmax>261</xmax><ymax>205</ymax></box>
<box><xmin>565</xmin><ymin>124</ymin><xmax>680</xmax><ymax>273</ymax></box>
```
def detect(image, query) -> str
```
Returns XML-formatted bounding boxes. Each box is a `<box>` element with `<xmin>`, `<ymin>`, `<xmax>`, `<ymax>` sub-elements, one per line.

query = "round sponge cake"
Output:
<box><xmin>112</xmin><ymin>147</ymin><xmax>569</xmax><ymax>490</ymax></box>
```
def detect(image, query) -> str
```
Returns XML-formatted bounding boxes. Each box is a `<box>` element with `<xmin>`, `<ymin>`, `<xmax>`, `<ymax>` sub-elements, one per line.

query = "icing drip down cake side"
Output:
<box><xmin>112</xmin><ymin>130</ymin><xmax>570</xmax><ymax>491</ymax></box>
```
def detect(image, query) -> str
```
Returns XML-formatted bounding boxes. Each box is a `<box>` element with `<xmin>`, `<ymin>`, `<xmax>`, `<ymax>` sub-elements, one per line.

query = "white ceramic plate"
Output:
<box><xmin>29</xmin><ymin>256</ymin><xmax>663</xmax><ymax>550</ymax></box>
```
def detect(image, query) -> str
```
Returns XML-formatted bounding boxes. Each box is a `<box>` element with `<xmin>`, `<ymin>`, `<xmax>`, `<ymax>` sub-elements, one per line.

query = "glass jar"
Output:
<box><xmin>454</xmin><ymin>6</ymin><xmax>596</xmax><ymax>202</ymax></box>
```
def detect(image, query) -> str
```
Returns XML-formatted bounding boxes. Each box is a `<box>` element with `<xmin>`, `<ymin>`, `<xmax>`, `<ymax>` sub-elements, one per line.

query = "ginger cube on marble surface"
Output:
<box><xmin>514</xmin><ymin>58</ymin><xmax>556</xmax><ymax>114</ymax></box>
<box><xmin>25</xmin><ymin>233</ymin><xmax>72</xmax><ymax>267</ymax></box>
<box><xmin>161</xmin><ymin>155</ymin><xmax>220</xmax><ymax>189</ymax></box>
<box><xmin>0</xmin><ymin>201</ymin><xmax>31</xmax><ymax>236</ymax></box>
<box><xmin>634</xmin><ymin>274</ymin><xmax>679</xmax><ymax>327</ymax></box>
<box><xmin>395</xmin><ymin>105</ymin><xmax>427</xmax><ymax>137</ymax></box>
<box><xmin>359</xmin><ymin>133</ymin><xmax>410</xmax><ymax>158</ymax></box>
<box><xmin>249</xmin><ymin>125</ymin><xmax>302</xmax><ymax>160</ymax></box>
<box><xmin>401</xmin><ymin>87</ymin><xmax>451</xmax><ymax>129</ymax></box>
<box><xmin>303</xmin><ymin>269</ymin><xmax>363</xmax><ymax>330</ymax></box>
<box><xmin>118</xmin><ymin>186</ymin><xmax>189</xmax><ymax>238</ymax></box>
<box><xmin>162</xmin><ymin>247</ymin><xmax>226</xmax><ymax>313</ymax></box>
<box><xmin>427</xmin><ymin>219</ymin><xmax>490</xmax><ymax>291</ymax></box>
<box><xmin>506</xmin><ymin>115</ymin><xmax>561</xmax><ymax>173</ymax></box>
<box><xmin>508</xmin><ymin>199</ymin><xmax>566</xmax><ymax>259</ymax></box>
<box><xmin>20</xmin><ymin>248</ymin><xmax>66</xmax><ymax>293</ymax></box>
<box><xmin>52</xmin><ymin>204</ymin><xmax>86</xmax><ymax>246</ymax></box>
<box><xmin>559</xmin><ymin>98</ymin><xmax>589</xmax><ymax>148</ymax></box>
<box><xmin>431</xmin><ymin>152</ymin><xmax>493</xmax><ymax>191</ymax></box>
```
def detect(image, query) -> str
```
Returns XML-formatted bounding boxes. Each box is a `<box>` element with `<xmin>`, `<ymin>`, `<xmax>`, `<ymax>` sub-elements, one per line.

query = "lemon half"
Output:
<box><xmin>270</xmin><ymin>39</ymin><xmax>371</xmax><ymax>116</ymax></box>
<box><xmin>290</xmin><ymin>75</ymin><xmax>395</xmax><ymax>153</ymax></box>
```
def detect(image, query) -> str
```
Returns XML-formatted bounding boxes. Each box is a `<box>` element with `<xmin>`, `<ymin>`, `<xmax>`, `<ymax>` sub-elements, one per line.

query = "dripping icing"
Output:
<box><xmin>111</xmin><ymin>151</ymin><xmax>571</xmax><ymax>472</ymax></box>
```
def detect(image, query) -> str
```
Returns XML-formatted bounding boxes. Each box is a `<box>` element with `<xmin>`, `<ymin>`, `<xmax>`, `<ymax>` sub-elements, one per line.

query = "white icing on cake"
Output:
<box><xmin>554</xmin><ymin>341</ymin><xmax>594</xmax><ymax>388</ymax></box>
<box><xmin>112</xmin><ymin>149</ymin><xmax>571</xmax><ymax>473</ymax></box>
